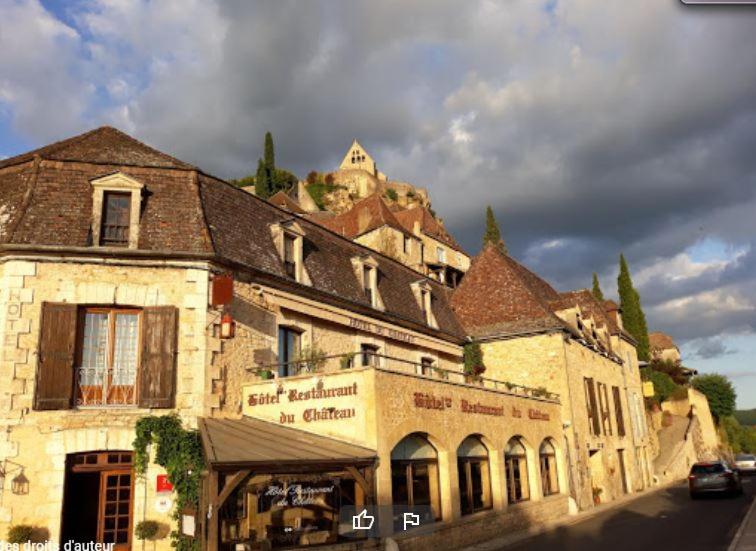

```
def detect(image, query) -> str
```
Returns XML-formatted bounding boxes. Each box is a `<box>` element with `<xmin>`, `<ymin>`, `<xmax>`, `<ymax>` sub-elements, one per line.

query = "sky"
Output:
<box><xmin>0</xmin><ymin>0</ymin><xmax>754</xmax><ymax>407</ymax></box>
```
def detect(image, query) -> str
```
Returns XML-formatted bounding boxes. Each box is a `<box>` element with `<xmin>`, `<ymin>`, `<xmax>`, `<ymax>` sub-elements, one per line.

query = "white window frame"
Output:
<box><xmin>90</xmin><ymin>172</ymin><xmax>144</xmax><ymax>249</ymax></box>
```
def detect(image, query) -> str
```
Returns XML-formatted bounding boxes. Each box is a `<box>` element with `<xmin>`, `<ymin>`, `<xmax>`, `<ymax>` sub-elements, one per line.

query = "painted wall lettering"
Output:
<box><xmin>460</xmin><ymin>399</ymin><xmax>504</xmax><ymax>417</ymax></box>
<box><xmin>413</xmin><ymin>392</ymin><xmax>452</xmax><ymax>410</ymax></box>
<box><xmin>528</xmin><ymin>409</ymin><xmax>550</xmax><ymax>421</ymax></box>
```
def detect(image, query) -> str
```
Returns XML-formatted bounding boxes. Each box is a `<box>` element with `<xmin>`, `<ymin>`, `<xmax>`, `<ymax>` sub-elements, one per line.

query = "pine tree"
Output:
<box><xmin>483</xmin><ymin>206</ymin><xmax>507</xmax><ymax>254</ymax></box>
<box><xmin>617</xmin><ymin>254</ymin><xmax>650</xmax><ymax>360</ymax></box>
<box><xmin>592</xmin><ymin>273</ymin><xmax>604</xmax><ymax>302</ymax></box>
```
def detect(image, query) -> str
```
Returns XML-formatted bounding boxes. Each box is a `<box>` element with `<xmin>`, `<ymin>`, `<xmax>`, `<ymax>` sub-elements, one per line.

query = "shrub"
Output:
<box><xmin>670</xmin><ymin>385</ymin><xmax>689</xmax><ymax>401</ymax></box>
<box><xmin>384</xmin><ymin>188</ymin><xmax>398</xmax><ymax>201</ymax></box>
<box><xmin>7</xmin><ymin>525</ymin><xmax>35</xmax><ymax>544</ymax></box>
<box><xmin>135</xmin><ymin>520</ymin><xmax>161</xmax><ymax>541</ymax></box>
<box><xmin>644</xmin><ymin>369</ymin><xmax>679</xmax><ymax>403</ymax></box>
<box><xmin>295</xmin><ymin>346</ymin><xmax>328</xmax><ymax>373</ymax></box>
<box><xmin>306</xmin><ymin>171</ymin><xmax>319</xmax><ymax>185</ymax></box>
<box><xmin>463</xmin><ymin>342</ymin><xmax>485</xmax><ymax>376</ymax></box>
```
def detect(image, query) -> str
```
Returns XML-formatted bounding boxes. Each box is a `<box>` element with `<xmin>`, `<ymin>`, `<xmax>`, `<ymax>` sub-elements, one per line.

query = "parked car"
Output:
<box><xmin>735</xmin><ymin>454</ymin><xmax>756</xmax><ymax>475</ymax></box>
<box><xmin>688</xmin><ymin>461</ymin><xmax>743</xmax><ymax>498</ymax></box>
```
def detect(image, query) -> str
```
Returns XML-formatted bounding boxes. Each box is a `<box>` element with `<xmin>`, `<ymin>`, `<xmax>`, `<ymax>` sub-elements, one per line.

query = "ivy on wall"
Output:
<box><xmin>133</xmin><ymin>415</ymin><xmax>205</xmax><ymax>551</ymax></box>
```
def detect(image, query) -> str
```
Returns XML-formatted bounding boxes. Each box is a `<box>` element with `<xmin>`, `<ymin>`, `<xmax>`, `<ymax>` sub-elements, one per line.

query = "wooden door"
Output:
<box><xmin>98</xmin><ymin>470</ymin><xmax>133</xmax><ymax>550</ymax></box>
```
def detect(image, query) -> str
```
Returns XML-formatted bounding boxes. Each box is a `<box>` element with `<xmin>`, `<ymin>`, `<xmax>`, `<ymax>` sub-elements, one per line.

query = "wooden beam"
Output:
<box><xmin>213</xmin><ymin>469</ymin><xmax>252</xmax><ymax>509</ymax></box>
<box><xmin>207</xmin><ymin>470</ymin><xmax>219</xmax><ymax>551</ymax></box>
<box><xmin>346</xmin><ymin>466</ymin><xmax>373</xmax><ymax>498</ymax></box>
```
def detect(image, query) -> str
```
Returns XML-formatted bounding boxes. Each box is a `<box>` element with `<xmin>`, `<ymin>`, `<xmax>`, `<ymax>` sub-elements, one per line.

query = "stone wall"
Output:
<box><xmin>0</xmin><ymin>258</ymin><xmax>214</xmax><ymax>548</ymax></box>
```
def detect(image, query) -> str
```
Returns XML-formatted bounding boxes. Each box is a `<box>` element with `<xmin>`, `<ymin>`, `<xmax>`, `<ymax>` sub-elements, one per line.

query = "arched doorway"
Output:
<box><xmin>61</xmin><ymin>451</ymin><xmax>134</xmax><ymax>550</ymax></box>
<box><xmin>390</xmin><ymin>434</ymin><xmax>441</xmax><ymax>525</ymax></box>
<box><xmin>457</xmin><ymin>435</ymin><xmax>492</xmax><ymax>515</ymax></box>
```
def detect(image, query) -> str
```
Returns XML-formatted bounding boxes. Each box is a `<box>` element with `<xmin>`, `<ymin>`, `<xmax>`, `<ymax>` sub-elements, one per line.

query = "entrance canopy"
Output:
<box><xmin>199</xmin><ymin>417</ymin><xmax>377</xmax><ymax>471</ymax></box>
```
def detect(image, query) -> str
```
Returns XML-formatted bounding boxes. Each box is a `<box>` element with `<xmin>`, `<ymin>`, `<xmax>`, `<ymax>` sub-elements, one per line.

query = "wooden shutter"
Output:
<box><xmin>138</xmin><ymin>306</ymin><xmax>178</xmax><ymax>409</ymax></box>
<box><xmin>34</xmin><ymin>302</ymin><xmax>77</xmax><ymax>410</ymax></box>
<box><xmin>613</xmin><ymin>386</ymin><xmax>626</xmax><ymax>437</ymax></box>
<box><xmin>585</xmin><ymin>378</ymin><xmax>601</xmax><ymax>436</ymax></box>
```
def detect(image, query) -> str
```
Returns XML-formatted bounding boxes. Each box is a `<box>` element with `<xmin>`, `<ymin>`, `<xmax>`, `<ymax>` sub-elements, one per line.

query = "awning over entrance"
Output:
<box><xmin>197</xmin><ymin>417</ymin><xmax>378</xmax><ymax>550</ymax></box>
<box><xmin>198</xmin><ymin>416</ymin><xmax>377</xmax><ymax>470</ymax></box>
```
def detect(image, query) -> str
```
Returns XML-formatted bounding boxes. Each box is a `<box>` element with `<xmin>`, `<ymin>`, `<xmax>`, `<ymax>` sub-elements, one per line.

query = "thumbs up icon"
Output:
<box><xmin>352</xmin><ymin>509</ymin><xmax>375</xmax><ymax>530</ymax></box>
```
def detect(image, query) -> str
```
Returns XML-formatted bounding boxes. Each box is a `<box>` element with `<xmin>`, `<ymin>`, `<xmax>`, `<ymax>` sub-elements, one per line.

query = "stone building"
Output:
<box><xmin>0</xmin><ymin>127</ymin><xmax>574</xmax><ymax>551</ymax></box>
<box><xmin>312</xmin><ymin>194</ymin><xmax>470</xmax><ymax>287</ymax></box>
<box><xmin>649</xmin><ymin>332</ymin><xmax>681</xmax><ymax>363</ymax></box>
<box><xmin>451</xmin><ymin>245</ymin><xmax>653</xmax><ymax>512</ymax></box>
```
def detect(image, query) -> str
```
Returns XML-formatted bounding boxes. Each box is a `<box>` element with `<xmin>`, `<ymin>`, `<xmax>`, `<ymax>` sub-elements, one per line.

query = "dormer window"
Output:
<box><xmin>101</xmin><ymin>192</ymin><xmax>131</xmax><ymax>246</ymax></box>
<box><xmin>283</xmin><ymin>233</ymin><xmax>297</xmax><ymax>279</ymax></box>
<box><xmin>271</xmin><ymin>220</ymin><xmax>310</xmax><ymax>285</ymax></box>
<box><xmin>90</xmin><ymin>172</ymin><xmax>144</xmax><ymax>249</ymax></box>
<box><xmin>363</xmin><ymin>265</ymin><xmax>374</xmax><ymax>305</ymax></box>
<box><xmin>412</xmin><ymin>280</ymin><xmax>437</xmax><ymax>328</ymax></box>
<box><xmin>352</xmin><ymin>255</ymin><xmax>382</xmax><ymax>310</ymax></box>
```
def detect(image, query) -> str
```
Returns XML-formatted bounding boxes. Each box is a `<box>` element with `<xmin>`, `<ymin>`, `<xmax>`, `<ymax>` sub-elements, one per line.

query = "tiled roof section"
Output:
<box><xmin>394</xmin><ymin>207</ymin><xmax>467</xmax><ymax>254</ymax></box>
<box><xmin>450</xmin><ymin>244</ymin><xmax>566</xmax><ymax>338</ymax></box>
<box><xmin>0</xmin><ymin>161</ymin><xmax>213</xmax><ymax>251</ymax></box>
<box><xmin>269</xmin><ymin>190</ymin><xmax>306</xmax><ymax>214</ymax></box>
<box><xmin>650</xmin><ymin>332</ymin><xmax>678</xmax><ymax>351</ymax></box>
<box><xmin>198</xmin><ymin>175</ymin><xmax>465</xmax><ymax>339</ymax></box>
<box><xmin>316</xmin><ymin>193</ymin><xmax>410</xmax><ymax>238</ymax></box>
<box><xmin>604</xmin><ymin>300</ymin><xmax>619</xmax><ymax>311</ymax></box>
<box><xmin>0</xmin><ymin>126</ymin><xmax>194</xmax><ymax>170</ymax></box>
<box><xmin>0</xmin><ymin>162</ymin><xmax>37</xmax><ymax>242</ymax></box>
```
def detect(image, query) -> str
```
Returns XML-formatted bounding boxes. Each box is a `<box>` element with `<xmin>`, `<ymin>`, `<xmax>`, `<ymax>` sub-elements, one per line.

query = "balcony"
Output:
<box><xmin>247</xmin><ymin>352</ymin><xmax>559</xmax><ymax>403</ymax></box>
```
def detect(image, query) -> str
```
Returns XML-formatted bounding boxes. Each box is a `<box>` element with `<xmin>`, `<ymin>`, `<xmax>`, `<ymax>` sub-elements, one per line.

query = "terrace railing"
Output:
<box><xmin>247</xmin><ymin>351</ymin><xmax>559</xmax><ymax>403</ymax></box>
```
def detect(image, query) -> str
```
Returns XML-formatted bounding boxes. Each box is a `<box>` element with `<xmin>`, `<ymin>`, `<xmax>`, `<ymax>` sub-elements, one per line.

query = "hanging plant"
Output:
<box><xmin>133</xmin><ymin>415</ymin><xmax>205</xmax><ymax>551</ymax></box>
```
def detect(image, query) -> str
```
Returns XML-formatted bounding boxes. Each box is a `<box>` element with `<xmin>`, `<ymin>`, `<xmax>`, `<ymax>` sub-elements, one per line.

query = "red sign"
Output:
<box><xmin>211</xmin><ymin>274</ymin><xmax>234</xmax><ymax>307</ymax></box>
<box><xmin>156</xmin><ymin>474</ymin><xmax>174</xmax><ymax>493</ymax></box>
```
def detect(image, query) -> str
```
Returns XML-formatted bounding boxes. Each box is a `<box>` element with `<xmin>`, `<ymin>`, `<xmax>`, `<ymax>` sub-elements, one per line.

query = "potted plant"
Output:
<box><xmin>7</xmin><ymin>525</ymin><xmax>35</xmax><ymax>544</ymax></box>
<box><xmin>592</xmin><ymin>487</ymin><xmax>603</xmax><ymax>505</ymax></box>
<box><xmin>135</xmin><ymin>520</ymin><xmax>165</xmax><ymax>551</ymax></box>
<box><xmin>259</xmin><ymin>369</ymin><xmax>274</xmax><ymax>380</ymax></box>
<box><xmin>295</xmin><ymin>346</ymin><xmax>327</xmax><ymax>373</ymax></box>
<box><xmin>463</xmin><ymin>342</ymin><xmax>485</xmax><ymax>383</ymax></box>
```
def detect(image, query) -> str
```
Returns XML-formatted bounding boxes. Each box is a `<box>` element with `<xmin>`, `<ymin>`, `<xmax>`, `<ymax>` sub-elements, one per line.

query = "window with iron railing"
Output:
<box><xmin>100</xmin><ymin>192</ymin><xmax>131</xmax><ymax>246</ymax></box>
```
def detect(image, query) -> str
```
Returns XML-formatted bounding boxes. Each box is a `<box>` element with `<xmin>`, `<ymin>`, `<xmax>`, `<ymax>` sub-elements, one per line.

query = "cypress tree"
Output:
<box><xmin>483</xmin><ymin>206</ymin><xmax>508</xmax><ymax>254</ymax></box>
<box><xmin>617</xmin><ymin>254</ymin><xmax>650</xmax><ymax>360</ymax></box>
<box><xmin>592</xmin><ymin>273</ymin><xmax>604</xmax><ymax>302</ymax></box>
<box><xmin>254</xmin><ymin>158</ymin><xmax>268</xmax><ymax>198</ymax></box>
<box><xmin>264</xmin><ymin>131</ymin><xmax>275</xmax><ymax>171</ymax></box>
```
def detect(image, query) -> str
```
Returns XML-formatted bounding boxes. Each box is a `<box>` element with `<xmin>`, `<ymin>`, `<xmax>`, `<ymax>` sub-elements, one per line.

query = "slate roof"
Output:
<box><xmin>268</xmin><ymin>190</ymin><xmax>307</xmax><ymax>214</ymax></box>
<box><xmin>0</xmin><ymin>126</ymin><xmax>194</xmax><ymax>170</ymax></box>
<box><xmin>199</xmin><ymin>417</ymin><xmax>377</xmax><ymax>468</ymax></box>
<box><xmin>394</xmin><ymin>206</ymin><xmax>467</xmax><ymax>255</ymax></box>
<box><xmin>450</xmin><ymin>244</ymin><xmax>567</xmax><ymax>338</ymax></box>
<box><xmin>314</xmin><ymin>193</ymin><xmax>411</xmax><ymax>238</ymax></box>
<box><xmin>0</xmin><ymin>126</ymin><xmax>464</xmax><ymax>342</ymax></box>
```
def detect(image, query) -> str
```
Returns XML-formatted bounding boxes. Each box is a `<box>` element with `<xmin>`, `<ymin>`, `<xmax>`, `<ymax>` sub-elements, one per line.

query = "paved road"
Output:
<box><xmin>504</xmin><ymin>476</ymin><xmax>755</xmax><ymax>551</ymax></box>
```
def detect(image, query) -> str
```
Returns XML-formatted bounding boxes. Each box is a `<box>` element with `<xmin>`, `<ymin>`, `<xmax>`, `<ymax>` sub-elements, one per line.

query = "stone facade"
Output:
<box><xmin>480</xmin><ymin>330</ymin><xmax>652</xmax><ymax>511</ymax></box>
<box><xmin>0</xmin><ymin>258</ymin><xmax>214</xmax><ymax>548</ymax></box>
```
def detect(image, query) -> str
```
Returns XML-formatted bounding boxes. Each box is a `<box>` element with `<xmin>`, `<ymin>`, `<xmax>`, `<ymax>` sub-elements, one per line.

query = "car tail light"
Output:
<box><xmin>688</xmin><ymin>475</ymin><xmax>696</xmax><ymax>481</ymax></box>
<box><xmin>723</xmin><ymin>472</ymin><xmax>734</xmax><ymax>479</ymax></box>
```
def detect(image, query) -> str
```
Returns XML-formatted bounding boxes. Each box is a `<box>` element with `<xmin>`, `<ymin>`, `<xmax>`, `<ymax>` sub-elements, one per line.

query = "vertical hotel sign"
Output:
<box><xmin>242</xmin><ymin>371</ymin><xmax>369</xmax><ymax>443</ymax></box>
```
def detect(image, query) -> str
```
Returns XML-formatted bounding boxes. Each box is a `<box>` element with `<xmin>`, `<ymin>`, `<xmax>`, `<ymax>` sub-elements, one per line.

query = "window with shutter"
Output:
<box><xmin>613</xmin><ymin>386</ymin><xmax>626</xmax><ymax>437</ymax></box>
<box><xmin>584</xmin><ymin>377</ymin><xmax>601</xmax><ymax>436</ymax></box>
<box><xmin>34</xmin><ymin>303</ymin><xmax>78</xmax><ymax>410</ymax></box>
<box><xmin>138</xmin><ymin>306</ymin><xmax>178</xmax><ymax>409</ymax></box>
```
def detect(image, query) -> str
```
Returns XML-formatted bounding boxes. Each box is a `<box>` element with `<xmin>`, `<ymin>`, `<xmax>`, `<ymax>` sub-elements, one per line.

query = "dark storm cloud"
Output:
<box><xmin>3</xmin><ymin>0</ymin><xmax>756</xmax><ymax>346</ymax></box>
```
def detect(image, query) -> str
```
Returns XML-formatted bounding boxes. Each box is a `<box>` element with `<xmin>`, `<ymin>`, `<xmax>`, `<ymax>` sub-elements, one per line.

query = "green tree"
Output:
<box><xmin>483</xmin><ymin>206</ymin><xmax>507</xmax><ymax>254</ymax></box>
<box><xmin>692</xmin><ymin>374</ymin><xmax>737</xmax><ymax>422</ymax></box>
<box><xmin>272</xmin><ymin>168</ymin><xmax>298</xmax><ymax>194</ymax></box>
<box><xmin>264</xmin><ymin>131</ymin><xmax>275</xmax><ymax>170</ymax></box>
<box><xmin>617</xmin><ymin>254</ymin><xmax>650</xmax><ymax>360</ymax></box>
<box><xmin>592</xmin><ymin>273</ymin><xmax>604</xmax><ymax>301</ymax></box>
<box><xmin>254</xmin><ymin>158</ymin><xmax>268</xmax><ymax>198</ymax></box>
<box><xmin>644</xmin><ymin>369</ymin><xmax>679</xmax><ymax>403</ymax></box>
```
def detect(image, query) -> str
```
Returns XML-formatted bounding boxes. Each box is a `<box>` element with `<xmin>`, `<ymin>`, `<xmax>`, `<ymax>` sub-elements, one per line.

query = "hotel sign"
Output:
<box><xmin>349</xmin><ymin>317</ymin><xmax>415</xmax><ymax>344</ymax></box>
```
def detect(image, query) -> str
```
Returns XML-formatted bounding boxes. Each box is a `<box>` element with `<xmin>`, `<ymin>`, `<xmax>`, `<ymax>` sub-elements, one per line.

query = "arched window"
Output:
<box><xmin>457</xmin><ymin>435</ymin><xmax>492</xmax><ymax>515</ymax></box>
<box><xmin>539</xmin><ymin>439</ymin><xmax>559</xmax><ymax>496</ymax></box>
<box><xmin>391</xmin><ymin>434</ymin><xmax>441</xmax><ymax>524</ymax></box>
<box><xmin>505</xmin><ymin>437</ymin><xmax>530</xmax><ymax>504</ymax></box>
